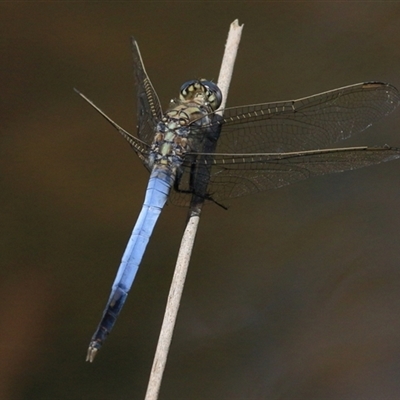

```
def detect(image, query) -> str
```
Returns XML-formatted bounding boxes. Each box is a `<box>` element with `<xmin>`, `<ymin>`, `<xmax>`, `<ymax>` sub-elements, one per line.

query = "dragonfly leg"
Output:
<box><xmin>174</xmin><ymin>175</ymin><xmax>228</xmax><ymax>210</ymax></box>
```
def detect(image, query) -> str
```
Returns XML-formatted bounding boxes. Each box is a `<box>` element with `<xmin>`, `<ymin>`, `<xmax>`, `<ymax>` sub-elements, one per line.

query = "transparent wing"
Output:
<box><xmin>215</xmin><ymin>82</ymin><xmax>400</xmax><ymax>153</ymax></box>
<box><xmin>206</xmin><ymin>146</ymin><xmax>400</xmax><ymax>202</ymax></box>
<box><xmin>74</xmin><ymin>88</ymin><xmax>151</xmax><ymax>166</ymax></box>
<box><xmin>168</xmin><ymin>146</ymin><xmax>400</xmax><ymax>206</ymax></box>
<box><xmin>132</xmin><ymin>37</ymin><xmax>163</xmax><ymax>145</ymax></box>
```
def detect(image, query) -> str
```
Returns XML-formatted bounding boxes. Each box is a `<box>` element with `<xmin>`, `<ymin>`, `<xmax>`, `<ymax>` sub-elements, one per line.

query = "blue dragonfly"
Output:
<box><xmin>76</xmin><ymin>38</ymin><xmax>400</xmax><ymax>362</ymax></box>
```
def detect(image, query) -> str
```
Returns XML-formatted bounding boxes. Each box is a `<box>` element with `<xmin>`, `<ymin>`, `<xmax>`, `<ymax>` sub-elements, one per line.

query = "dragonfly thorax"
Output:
<box><xmin>149</xmin><ymin>116</ymin><xmax>189</xmax><ymax>168</ymax></box>
<box><xmin>147</xmin><ymin>80</ymin><xmax>221</xmax><ymax>170</ymax></box>
<box><xmin>149</xmin><ymin>98</ymin><xmax>216</xmax><ymax>169</ymax></box>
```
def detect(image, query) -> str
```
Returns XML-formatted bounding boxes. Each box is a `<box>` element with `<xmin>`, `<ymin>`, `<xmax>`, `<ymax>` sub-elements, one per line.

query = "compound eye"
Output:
<box><xmin>200</xmin><ymin>80</ymin><xmax>223</xmax><ymax>110</ymax></box>
<box><xmin>180</xmin><ymin>80</ymin><xmax>197</xmax><ymax>97</ymax></box>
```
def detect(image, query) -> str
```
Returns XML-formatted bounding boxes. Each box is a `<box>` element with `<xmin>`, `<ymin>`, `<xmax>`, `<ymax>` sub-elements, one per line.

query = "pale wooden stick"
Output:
<box><xmin>144</xmin><ymin>20</ymin><xmax>243</xmax><ymax>400</ymax></box>
<box><xmin>216</xmin><ymin>19</ymin><xmax>243</xmax><ymax>114</ymax></box>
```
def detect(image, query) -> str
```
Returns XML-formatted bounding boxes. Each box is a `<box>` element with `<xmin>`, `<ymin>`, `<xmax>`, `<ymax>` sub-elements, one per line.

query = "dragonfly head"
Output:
<box><xmin>179</xmin><ymin>79</ymin><xmax>222</xmax><ymax>111</ymax></box>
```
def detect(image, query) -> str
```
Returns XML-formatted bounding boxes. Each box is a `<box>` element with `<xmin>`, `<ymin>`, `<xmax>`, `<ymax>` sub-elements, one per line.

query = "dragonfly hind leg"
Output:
<box><xmin>173</xmin><ymin>169</ymin><xmax>228</xmax><ymax>210</ymax></box>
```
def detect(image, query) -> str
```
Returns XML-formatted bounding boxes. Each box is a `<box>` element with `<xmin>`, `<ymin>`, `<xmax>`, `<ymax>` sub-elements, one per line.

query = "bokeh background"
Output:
<box><xmin>2</xmin><ymin>2</ymin><xmax>400</xmax><ymax>399</ymax></box>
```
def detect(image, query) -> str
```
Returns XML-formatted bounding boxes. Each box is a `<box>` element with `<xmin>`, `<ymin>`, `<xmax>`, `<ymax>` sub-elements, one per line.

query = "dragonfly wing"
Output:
<box><xmin>74</xmin><ymin>88</ymin><xmax>151</xmax><ymax>167</ymax></box>
<box><xmin>198</xmin><ymin>146</ymin><xmax>400</xmax><ymax>202</ymax></box>
<box><xmin>215</xmin><ymin>82</ymin><xmax>400</xmax><ymax>154</ymax></box>
<box><xmin>132</xmin><ymin>38</ymin><xmax>163</xmax><ymax>146</ymax></box>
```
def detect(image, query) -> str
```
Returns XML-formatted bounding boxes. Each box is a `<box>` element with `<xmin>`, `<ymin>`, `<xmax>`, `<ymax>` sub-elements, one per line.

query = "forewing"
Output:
<box><xmin>215</xmin><ymin>82</ymin><xmax>400</xmax><ymax>153</ymax></box>
<box><xmin>132</xmin><ymin>38</ymin><xmax>163</xmax><ymax>146</ymax></box>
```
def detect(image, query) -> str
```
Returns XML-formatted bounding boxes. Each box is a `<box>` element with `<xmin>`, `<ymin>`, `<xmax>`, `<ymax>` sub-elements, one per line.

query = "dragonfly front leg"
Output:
<box><xmin>173</xmin><ymin>163</ymin><xmax>196</xmax><ymax>195</ymax></box>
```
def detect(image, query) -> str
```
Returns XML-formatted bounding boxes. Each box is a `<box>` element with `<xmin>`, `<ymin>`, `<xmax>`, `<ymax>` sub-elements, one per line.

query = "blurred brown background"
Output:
<box><xmin>2</xmin><ymin>2</ymin><xmax>400</xmax><ymax>399</ymax></box>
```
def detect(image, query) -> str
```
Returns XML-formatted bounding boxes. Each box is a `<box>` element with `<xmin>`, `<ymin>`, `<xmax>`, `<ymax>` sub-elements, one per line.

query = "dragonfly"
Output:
<box><xmin>76</xmin><ymin>37</ymin><xmax>400</xmax><ymax>362</ymax></box>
